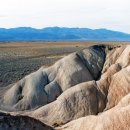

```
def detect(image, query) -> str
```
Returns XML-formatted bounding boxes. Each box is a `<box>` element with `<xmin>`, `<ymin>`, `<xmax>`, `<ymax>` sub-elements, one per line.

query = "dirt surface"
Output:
<box><xmin>0</xmin><ymin>42</ymin><xmax>91</xmax><ymax>87</ymax></box>
<box><xmin>0</xmin><ymin>41</ymin><xmax>129</xmax><ymax>87</ymax></box>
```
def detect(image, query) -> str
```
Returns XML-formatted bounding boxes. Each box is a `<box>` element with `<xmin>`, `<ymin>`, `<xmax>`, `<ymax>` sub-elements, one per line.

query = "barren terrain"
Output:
<box><xmin>0</xmin><ymin>42</ymin><xmax>98</xmax><ymax>87</ymax></box>
<box><xmin>0</xmin><ymin>0</ymin><xmax>130</xmax><ymax>128</ymax></box>
<box><xmin>1</xmin><ymin>42</ymin><xmax>130</xmax><ymax>130</ymax></box>
<box><xmin>1</xmin><ymin>41</ymin><xmax>129</xmax><ymax>88</ymax></box>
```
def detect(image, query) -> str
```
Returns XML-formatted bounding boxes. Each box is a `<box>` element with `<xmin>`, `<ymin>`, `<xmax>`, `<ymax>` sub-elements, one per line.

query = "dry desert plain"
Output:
<box><xmin>0</xmin><ymin>41</ymin><xmax>111</xmax><ymax>88</ymax></box>
<box><xmin>0</xmin><ymin>41</ymin><xmax>129</xmax><ymax>88</ymax></box>
<box><xmin>0</xmin><ymin>41</ymin><xmax>98</xmax><ymax>88</ymax></box>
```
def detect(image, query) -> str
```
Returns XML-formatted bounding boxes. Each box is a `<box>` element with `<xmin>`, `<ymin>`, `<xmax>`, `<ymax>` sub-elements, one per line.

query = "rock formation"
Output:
<box><xmin>0</xmin><ymin>112</ymin><xmax>53</xmax><ymax>130</ymax></box>
<box><xmin>57</xmin><ymin>92</ymin><xmax>130</xmax><ymax>130</ymax></box>
<box><xmin>1</xmin><ymin>44</ymin><xmax>130</xmax><ymax>130</ymax></box>
<box><xmin>0</xmin><ymin>45</ymin><xmax>105</xmax><ymax>111</ymax></box>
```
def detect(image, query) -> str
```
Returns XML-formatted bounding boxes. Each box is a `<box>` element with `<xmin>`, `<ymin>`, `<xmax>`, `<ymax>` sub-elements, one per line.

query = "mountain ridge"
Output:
<box><xmin>0</xmin><ymin>27</ymin><xmax>130</xmax><ymax>41</ymax></box>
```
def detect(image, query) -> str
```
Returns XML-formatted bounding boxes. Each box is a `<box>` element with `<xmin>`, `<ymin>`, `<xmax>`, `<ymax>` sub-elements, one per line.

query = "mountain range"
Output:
<box><xmin>0</xmin><ymin>27</ymin><xmax>130</xmax><ymax>41</ymax></box>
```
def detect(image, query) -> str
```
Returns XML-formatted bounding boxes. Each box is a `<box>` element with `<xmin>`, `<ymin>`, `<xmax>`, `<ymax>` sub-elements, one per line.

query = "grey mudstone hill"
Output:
<box><xmin>0</xmin><ymin>45</ymin><xmax>105</xmax><ymax>111</ymax></box>
<box><xmin>1</xmin><ymin>44</ymin><xmax>130</xmax><ymax>130</ymax></box>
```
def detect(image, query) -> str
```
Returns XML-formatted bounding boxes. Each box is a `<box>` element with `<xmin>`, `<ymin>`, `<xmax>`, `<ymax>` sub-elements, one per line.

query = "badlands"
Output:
<box><xmin>0</xmin><ymin>44</ymin><xmax>130</xmax><ymax>130</ymax></box>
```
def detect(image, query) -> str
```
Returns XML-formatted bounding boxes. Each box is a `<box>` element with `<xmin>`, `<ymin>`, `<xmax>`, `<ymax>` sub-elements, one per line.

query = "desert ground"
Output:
<box><xmin>0</xmin><ymin>41</ymin><xmax>129</xmax><ymax>88</ymax></box>
<box><xmin>1</xmin><ymin>42</ymin><xmax>130</xmax><ymax>130</ymax></box>
<box><xmin>0</xmin><ymin>41</ymin><xmax>106</xmax><ymax>87</ymax></box>
<box><xmin>0</xmin><ymin>41</ymin><xmax>96</xmax><ymax>88</ymax></box>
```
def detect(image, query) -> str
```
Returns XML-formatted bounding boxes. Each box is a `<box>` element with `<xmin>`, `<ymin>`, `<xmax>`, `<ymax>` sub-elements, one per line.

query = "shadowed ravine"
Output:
<box><xmin>1</xmin><ymin>44</ymin><xmax>130</xmax><ymax>130</ymax></box>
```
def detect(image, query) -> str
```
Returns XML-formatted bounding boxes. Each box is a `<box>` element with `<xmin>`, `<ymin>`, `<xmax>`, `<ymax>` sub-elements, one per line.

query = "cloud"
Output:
<box><xmin>0</xmin><ymin>0</ymin><xmax>130</xmax><ymax>33</ymax></box>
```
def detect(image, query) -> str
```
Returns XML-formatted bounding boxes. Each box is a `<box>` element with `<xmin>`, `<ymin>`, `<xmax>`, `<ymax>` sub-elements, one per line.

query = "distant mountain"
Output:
<box><xmin>0</xmin><ymin>27</ymin><xmax>130</xmax><ymax>41</ymax></box>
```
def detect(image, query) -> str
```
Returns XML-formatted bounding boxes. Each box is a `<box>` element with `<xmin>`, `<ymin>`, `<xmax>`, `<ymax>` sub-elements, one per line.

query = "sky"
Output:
<box><xmin>0</xmin><ymin>0</ymin><xmax>130</xmax><ymax>33</ymax></box>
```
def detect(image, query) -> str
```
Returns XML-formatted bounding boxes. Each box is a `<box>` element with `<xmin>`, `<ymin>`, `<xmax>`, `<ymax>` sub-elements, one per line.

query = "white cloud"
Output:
<box><xmin>0</xmin><ymin>0</ymin><xmax>130</xmax><ymax>33</ymax></box>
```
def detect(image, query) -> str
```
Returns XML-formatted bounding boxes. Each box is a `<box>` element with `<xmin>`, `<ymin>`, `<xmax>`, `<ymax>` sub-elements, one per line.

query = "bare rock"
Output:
<box><xmin>0</xmin><ymin>112</ymin><xmax>53</xmax><ymax>130</ymax></box>
<box><xmin>0</xmin><ymin>45</ymin><xmax>105</xmax><ymax>111</ymax></box>
<box><xmin>1</xmin><ymin>44</ymin><xmax>130</xmax><ymax>130</ymax></box>
<box><xmin>30</xmin><ymin>81</ymin><xmax>105</xmax><ymax>126</ymax></box>
<box><xmin>57</xmin><ymin>93</ymin><xmax>130</xmax><ymax>130</ymax></box>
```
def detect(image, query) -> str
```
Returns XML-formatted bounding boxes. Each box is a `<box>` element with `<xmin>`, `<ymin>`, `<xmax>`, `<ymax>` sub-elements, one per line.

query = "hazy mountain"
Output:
<box><xmin>0</xmin><ymin>27</ymin><xmax>130</xmax><ymax>41</ymax></box>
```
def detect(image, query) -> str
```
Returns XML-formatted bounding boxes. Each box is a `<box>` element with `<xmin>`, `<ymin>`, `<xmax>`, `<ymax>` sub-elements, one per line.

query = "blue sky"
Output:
<box><xmin>0</xmin><ymin>0</ymin><xmax>130</xmax><ymax>33</ymax></box>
